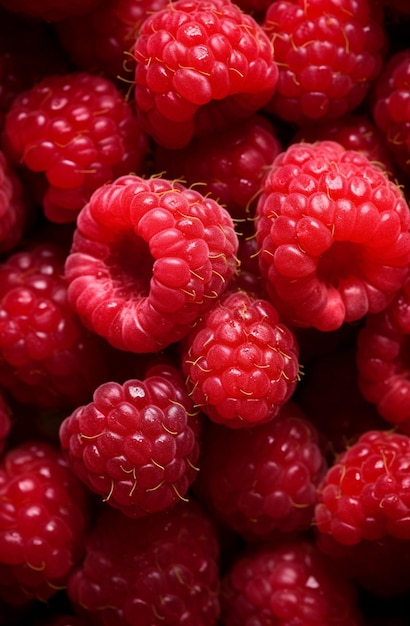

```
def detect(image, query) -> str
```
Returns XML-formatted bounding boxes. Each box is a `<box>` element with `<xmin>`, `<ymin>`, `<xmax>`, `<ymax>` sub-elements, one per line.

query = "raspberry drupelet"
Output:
<box><xmin>0</xmin><ymin>441</ymin><xmax>90</xmax><ymax>606</ymax></box>
<box><xmin>182</xmin><ymin>289</ymin><xmax>299</xmax><ymax>428</ymax></box>
<box><xmin>59</xmin><ymin>363</ymin><xmax>202</xmax><ymax>518</ymax></box>
<box><xmin>195</xmin><ymin>401</ymin><xmax>327</xmax><ymax>540</ymax></box>
<box><xmin>64</xmin><ymin>174</ymin><xmax>239</xmax><ymax>353</ymax></box>
<box><xmin>262</xmin><ymin>0</ymin><xmax>386</xmax><ymax>125</ymax></box>
<box><xmin>255</xmin><ymin>140</ymin><xmax>410</xmax><ymax>331</ymax></box>
<box><xmin>133</xmin><ymin>0</ymin><xmax>278</xmax><ymax>148</ymax></box>
<box><xmin>67</xmin><ymin>500</ymin><xmax>220</xmax><ymax>626</ymax></box>
<box><xmin>3</xmin><ymin>71</ymin><xmax>148</xmax><ymax>223</ymax></box>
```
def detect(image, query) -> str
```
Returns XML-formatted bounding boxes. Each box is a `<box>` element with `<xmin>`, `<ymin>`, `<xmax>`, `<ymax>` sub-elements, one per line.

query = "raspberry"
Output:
<box><xmin>0</xmin><ymin>242</ymin><xmax>110</xmax><ymax>410</ymax></box>
<box><xmin>315</xmin><ymin>429</ymin><xmax>410</xmax><ymax>546</ymax></box>
<box><xmin>64</xmin><ymin>174</ymin><xmax>239</xmax><ymax>353</ymax></box>
<box><xmin>221</xmin><ymin>539</ymin><xmax>363</xmax><ymax>625</ymax></box>
<box><xmin>153</xmin><ymin>114</ymin><xmax>282</xmax><ymax>219</ymax></box>
<box><xmin>133</xmin><ymin>0</ymin><xmax>278</xmax><ymax>148</ymax></box>
<box><xmin>67</xmin><ymin>500</ymin><xmax>220</xmax><ymax>626</ymax></box>
<box><xmin>55</xmin><ymin>0</ymin><xmax>169</xmax><ymax>84</ymax></box>
<box><xmin>0</xmin><ymin>0</ymin><xmax>103</xmax><ymax>21</ymax></box>
<box><xmin>356</xmin><ymin>269</ymin><xmax>410</xmax><ymax>431</ymax></box>
<box><xmin>3</xmin><ymin>71</ymin><xmax>148</xmax><ymax>223</ymax></box>
<box><xmin>0</xmin><ymin>149</ymin><xmax>30</xmax><ymax>254</ymax></box>
<box><xmin>182</xmin><ymin>289</ymin><xmax>299</xmax><ymax>427</ymax></box>
<box><xmin>59</xmin><ymin>362</ymin><xmax>202</xmax><ymax>518</ymax></box>
<box><xmin>0</xmin><ymin>441</ymin><xmax>90</xmax><ymax>605</ymax></box>
<box><xmin>195</xmin><ymin>401</ymin><xmax>326</xmax><ymax>540</ymax></box>
<box><xmin>255</xmin><ymin>140</ymin><xmax>410</xmax><ymax>331</ymax></box>
<box><xmin>262</xmin><ymin>0</ymin><xmax>386</xmax><ymax>124</ymax></box>
<box><xmin>372</xmin><ymin>49</ymin><xmax>410</xmax><ymax>177</ymax></box>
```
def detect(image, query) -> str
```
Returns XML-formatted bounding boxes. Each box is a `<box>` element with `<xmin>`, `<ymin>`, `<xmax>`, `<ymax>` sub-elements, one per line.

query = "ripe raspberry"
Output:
<box><xmin>133</xmin><ymin>0</ymin><xmax>278</xmax><ymax>148</ymax></box>
<box><xmin>195</xmin><ymin>401</ymin><xmax>326</xmax><ymax>540</ymax></box>
<box><xmin>67</xmin><ymin>500</ymin><xmax>220</xmax><ymax>626</ymax></box>
<box><xmin>0</xmin><ymin>0</ymin><xmax>103</xmax><ymax>21</ymax></box>
<box><xmin>221</xmin><ymin>539</ymin><xmax>363</xmax><ymax>626</ymax></box>
<box><xmin>356</xmin><ymin>269</ymin><xmax>410</xmax><ymax>431</ymax></box>
<box><xmin>262</xmin><ymin>0</ymin><xmax>386</xmax><ymax>124</ymax></box>
<box><xmin>153</xmin><ymin>115</ymin><xmax>282</xmax><ymax>219</ymax></box>
<box><xmin>59</xmin><ymin>362</ymin><xmax>202</xmax><ymax>518</ymax></box>
<box><xmin>56</xmin><ymin>0</ymin><xmax>168</xmax><ymax>84</ymax></box>
<box><xmin>372</xmin><ymin>50</ymin><xmax>410</xmax><ymax>177</ymax></box>
<box><xmin>0</xmin><ymin>242</ymin><xmax>110</xmax><ymax>410</ymax></box>
<box><xmin>182</xmin><ymin>289</ymin><xmax>299</xmax><ymax>428</ymax></box>
<box><xmin>315</xmin><ymin>429</ymin><xmax>410</xmax><ymax>546</ymax></box>
<box><xmin>3</xmin><ymin>71</ymin><xmax>148</xmax><ymax>223</ymax></box>
<box><xmin>255</xmin><ymin>140</ymin><xmax>410</xmax><ymax>331</ymax></box>
<box><xmin>0</xmin><ymin>150</ymin><xmax>30</xmax><ymax>254</ymax></box>
<box><xmin>64</xmin><ymin>174</ymin><xmax>239</xmax><ymax>353</ymax></box>
<box><xmin>0</xmin><ymin>441</ymin><xmax>90</xmax><ymax>605</ymax></box>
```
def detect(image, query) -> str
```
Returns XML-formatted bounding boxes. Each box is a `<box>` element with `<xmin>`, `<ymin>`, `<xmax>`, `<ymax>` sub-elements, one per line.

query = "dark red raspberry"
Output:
<box><xmin>3</xmin><ymin>71</ymin><xmax>147</xmax><ymax>223</ymax></box>
<box><xmin>0</xmin><ymin>149</ymin><xmax>30</xmax><ymax>254</ymax></box>
<box><xmin>221</xmin><ymin>539</ymin><xmax>363</xmax><ymax>626</ymax></box>
<box><xmin>64</xmin><ymin>174</ymin><xmax>239</xmax><ymax>353</ymax></box>
<box><xmin>195</xmin><ymin>401</ymin><xmax>327</xmax><ymax>540</ymax></box>
<box><xmin>153</xmin><ymin>115</ymin><xmax>282</xmax><ymax>219</ymax></box>
<box><xmin>59</xmin><ymin>362</ymin><xmax>202</xmax><ymax>518</ymax></box>
<box><xmin>133</xmin><ymin>0</ymin><xmax>278</xmax><ymax>148</ymax></box>
<box><xmin>255</xmin><ymin>140</ymin><xmax>410</xmax><ymax>331</ymax></box>
<box><xmin>315</xmin><ymin>429</ymin><xmax>410</xmax><ymax>546</ymax></box>
<box><xmin>67</xmin><ymin>500</ymin><xmax>220</xmax><ymax>626</ymax></box>
<box><xmin>372</xmin><ymin>49</ymin><xmax>410</xmax><ymax>177</ymax></box>
<box><xmin>0</xmin><ymin>242</ymin><xmax>110</xmax><ymax>410</ymax></box>
<box><xmin>356</xmin><ymin>269</ymin><xmax>410</xmax><ymax>431</ymax></box>
<box><xmin>0</xmin><ymin>441</ymin><xmax>90</xmax><ymax>606</ymax></box>
<box><xmin>262</xmin><ymin>0</ymin><xmax>386</xmax><ymax>124</ymax></box>
<box><xmin>56</xmin><ymin>0</ymin><xmax>168</xmax><ymax>84</ymax></box>
<box><xmin>0</xmin><ymin>0</ymin><xmax>103</xmax><ymax>21</ymax></box>
<box><xmin>182</xmin><ymin>289</ymin><xmax>299</xmax><ymax>428</ymax></box>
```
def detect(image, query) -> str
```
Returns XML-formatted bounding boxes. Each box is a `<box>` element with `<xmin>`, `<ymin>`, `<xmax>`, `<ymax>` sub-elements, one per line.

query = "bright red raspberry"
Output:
<box><xmin>356</xmin><ymin>269</ymin><xmax>410</xmax><ymax>431</ymax></box>
<box><xmin>133</xmin><ymin>0</ymin><xmax>278</xmax><ymax>148</ymax></box>
<box><xmin>64</xmin><ymin>174</ymin><xmax>239</xmax><ymax>353</ymax></box>
<box><xmin>67</xmin><ymin>500</ymin><xmax>220</xmax><ymax>626</ymax></box>
<box><xmin>255</xmin><ymin>140</ymin><xmax>410</xmax><ymax>331</ymax></box>
<box><xmin>0</xmin><ymin>0</ymin><xmax>103</xmax><ymax>21</ymax></box>
<box><xmin>262</xmin><ymin>0</ymin><xmax>386</xmax><ymax>124</ymax></box>
<box><xmin>3</xmin><ymin>72</ymin><xmax>148</xmax><ymax>223</ymax></box>
<box><xmin>59</xmin><ymin>362</ymin><xmax>202</xmax><ymax>518</ymax></box>
<box><xmin>0</xmin><ymin>242</ymin><xmax>110</xmax><ymax>410</ymax></box>
<box><xmin>195</xmin><ymin>401</ymin><xmax>327</xmax><ymax>540</ymax></box>
<box><xmin>221</xmin><ymin>539</ymin><xmax>363</xmax><ymax>626</ymax></box>
<box><xmin>0</xmin><ymin>149</ymin><xmax>30</xmax><ymax>254</ymax></box>
<box><xmin>182</xmin><ymin>289</ymin><xmax>299</xmax><ymax>428</ymax></box>
<box><xmin>55</xmin><ymin>0</ymin><xmax>168</xmax><ymax>84</ymax></box>
<box><xmin>372</xmin><ymin>49</ymin><xmax>410</xmax><ymax>177</ymax></box>
<box><xmin>315</xmin><ymin>429</ymin><xmax>410</xmax><ymax>546</ymax></box>
<box><xmin>0</xmin><ymin>441</ymin><xmax>90</xmax><ymax>606</ymax></box>
<box><xmin>153</xmin><ymin>115</ymin><xmax>282</xmax><ymax>219</ymax></box>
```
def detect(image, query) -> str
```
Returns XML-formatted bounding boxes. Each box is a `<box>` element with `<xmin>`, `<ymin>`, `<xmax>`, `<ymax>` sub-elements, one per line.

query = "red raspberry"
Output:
<box><xmin>315</xmin><ymin>429</ymin><xmax>410</xmax><ymax>546</ymax></box>
<box><xmin>153</xmin><ymin>114</ymin><xmax>282</xmax><ymax>219</ymax></box>
<box><xmin>0</xmin><ymin>149</ymin><xmax>30</xmax><ymax>254</ymax></box>
<box><xmin>0</xmin><ymin>441</ymin><xmax>90</xmax><ymax>606</ymax></box>
<box><xmin>133</xmin><ymin>0</ymin><xmax>278</xmax><ymax>148</ymax></box>
<box><xmin>356</xmin><ymin>269</ymin><xmax>410</xmax><ymax>431</ymax></box>
<box><xmin>372</xmin><ymin>50</ymin><xmax>410</xmax><ymax>177</ymax></box>
<box><xmin>195</xmin><ymin>401</ymin><xmax>327</xmax><ymax>540</ymax></box>
<box><xmin>255</xmin><ymin>140</ymin><xmax>410</xmax><ymax>331</ymax></box>
<box><xmin>64</xmin><ymin>174</ymin><xmax>239</xmax><ymax>353</ymax></box>
<box><xmin>3</xmin><ymin>72</ymin><xmax>147</xmax><ymax>223</ymax></box>
<box><xmin>56</xmin><ymin>0</ymin><xmax>168</xmax><ymax>84</ymax></box>
<box><xmin>221</xmin><ymin>539</ymin><xmax>363</xmax><ymax>626</ymax></box>
<box><xmin>0</xmin><ymin>242</ymin><xmax>110</xmax><ymax>410</ymax></box>
<box><xmin>181</xmin><ymin>289</ymin><xmax>299</xmax><ymax>428</ymax></box>
<box><xmin>0</xmin><ymin>0</ymin><xmax>103</xmax><ymax>21</ymax></box>
<box><xmin>59</xmin><ymin>363</ymin><xmax>202</xmax><ymax>518</ymax></box>
<box><xmin>262</xmin><ymin>0</ymin><xmax>386</xmax><ymax>124</ymax></box>
<box><xmin>67</xmin><ymin>500</ymin><xmax>220</xmax><ymax>626</ymax></box>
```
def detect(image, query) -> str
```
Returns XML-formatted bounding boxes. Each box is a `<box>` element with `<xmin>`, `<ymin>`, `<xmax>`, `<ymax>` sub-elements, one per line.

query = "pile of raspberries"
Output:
<box><xmin>1</xmin><ymin>0</ymin><xmax>410</xmax><ymax>624</ymax></box>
